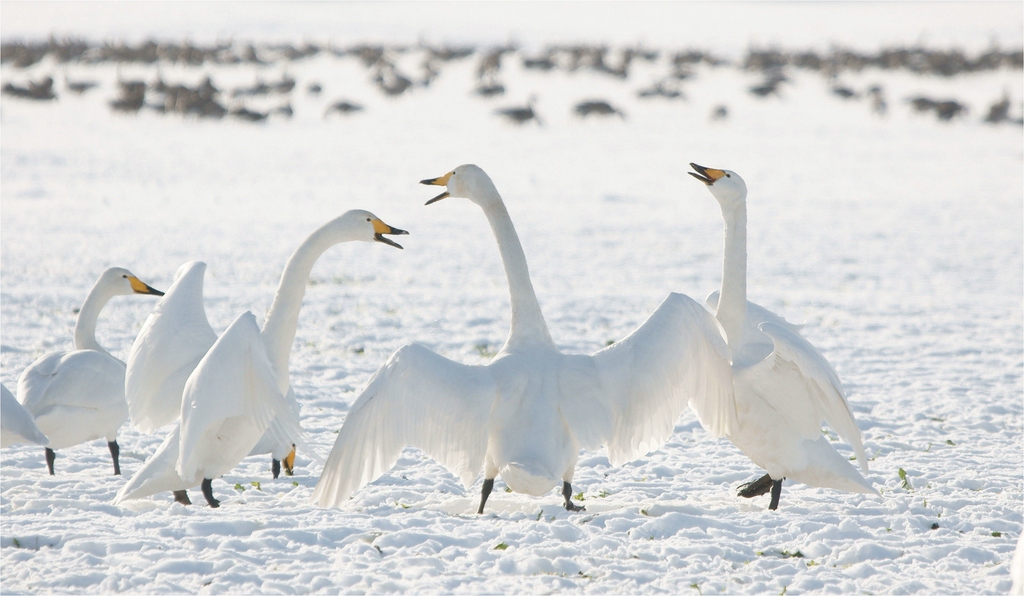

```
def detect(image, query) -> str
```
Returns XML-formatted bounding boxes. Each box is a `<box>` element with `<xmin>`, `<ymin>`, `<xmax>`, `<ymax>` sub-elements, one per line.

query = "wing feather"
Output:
<box><xmin>757</xmin><ymin>321</ymin><xmax>868</xmax><ymax>472</ymax></box>
<box><xmin>561</xmin><ymin>293</ymin><xmax>734</xmax><ymax>466</ymax></box>
<box><xmin>126</xmin><ymin>261</ymin><xmax>217</xmax><ymax>432</ymax></box>
<box><xmin>177</xmin><ymin>311</ymin><xmax>283</xmax><ymax>481</ymax></box>
<box><xmin>312</xmin><ymin>343</ymin><xmax>496</xmax><ymax>508</ymax></box>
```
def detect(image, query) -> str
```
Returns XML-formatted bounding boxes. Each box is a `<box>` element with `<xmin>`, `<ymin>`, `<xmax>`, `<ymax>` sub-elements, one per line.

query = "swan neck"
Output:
<box><xmin>260</xmin><ymin>224</ymin><xmax>338</xmax><ymax>391</ymax></box>
<box><xmin>718</xmin><ymin>205</ymin><xmax>747</xmax><ymax>351</ymax></box>
<box><xmin>73</xmin><ymin>280</ymin><xmax>116</xmax><ymax>354</ymax></box>
<box><xmin>481</xmin><ymin>198</ymin><xmax>554</xmax><ymax>349</ymax></box>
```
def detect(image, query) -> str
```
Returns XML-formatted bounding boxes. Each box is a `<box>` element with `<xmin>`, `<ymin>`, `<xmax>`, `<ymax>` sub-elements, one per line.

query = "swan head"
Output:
<box><xmin>420</xmin><ymin>164</ymin><xmax>500</xmax><ymax>207</ymax></box>
<box><xmin>689</xmin><ymin>163</ymin><xmax>747</xmax><ymax>210</ymax></box>
<box><xmin>101</xmin><ymin>267</ymin><xmax>165</xmax><ymax>297</ymax></box>
<box><xmin>336</xmin><ymin>209</ymin><xmax>409</xmax><ymax>249</ymax></box>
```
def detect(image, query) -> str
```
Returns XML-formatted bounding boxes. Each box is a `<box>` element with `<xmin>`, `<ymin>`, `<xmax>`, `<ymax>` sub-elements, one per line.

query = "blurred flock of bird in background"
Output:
<box><xmin>2</xmin><ymin>36</ymin><xmax>1022</xmax><ymax>125</ymax></box>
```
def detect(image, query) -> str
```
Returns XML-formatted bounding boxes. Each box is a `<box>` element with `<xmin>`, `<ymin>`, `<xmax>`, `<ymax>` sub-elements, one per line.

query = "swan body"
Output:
<box><xmin>689</xmin><ymin>163</ymin><xmax>875</xmax><ymax>509</ymax></box>
<box><xmin>125</xmin><ymin>261</ymin><xmax>217</xmax><ymax>432</ymax></box>
<box><xmin>1</xmin><ymin>383</ymin><xmax>48</xmax><ymax>448</ymax></box>
<box><xmin>313</xmin><ymin>164</ymin><xmax>733</xmax><ymax>512</ymax></box>
<box><xmin>116</xmin><ymin>210</ymin><xmax>408</xmax><ymax>506</ymax></box>
<box><xmin>16</xmin><ymin>267</ymin><xmax>163</xmax><ymax>474</ymax></box>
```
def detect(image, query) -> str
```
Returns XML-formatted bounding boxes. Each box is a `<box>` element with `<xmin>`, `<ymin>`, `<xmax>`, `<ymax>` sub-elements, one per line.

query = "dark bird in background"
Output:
<box><xmin>2</xmin><ymin>76</ymin><xmax>56</xmax><ymax>100</ymax></box>
<box><xmin>495</xmin><ymin>96</ymin><xmax>542</xmax><ymax>126</ymax></box>
<box><xmin>710</xmin><ymin>105</ymin><xmax>729</xmax><ymax>121</ymax></box>
<box><xmin>574</xmin><ymin>99</ymin><xmax>626</xmax><ymax>119</ymax></box>
<box><xmin>324</xmin><ymin>100</ymin><xmax>364</xmax><ymax>117</ymax></box>
<box><xmin>984</xmin><ymin>90</ymin><xmax>1011</xmax><ymax>123</ymax></box>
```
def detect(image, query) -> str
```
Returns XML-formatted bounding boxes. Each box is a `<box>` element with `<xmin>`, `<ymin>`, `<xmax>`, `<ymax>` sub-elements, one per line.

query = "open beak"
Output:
<box><xmin>129</xmin><ymin>276</ymin><xmax>164</xmax><ymax>296</ymax></box>
<box><xmin>689</xmin><ymin>163</ymin><xmax>726</xmax><ymax>186</ymax></box>
<box><xmin>372</xmin><ymin>218</ymin><xmax>409</xmax><ymax>249</ymax></box>
<box><xmin>420</xmin><ymin>171</ymin><xmax>452</xmax><ymax>205</ymax></box>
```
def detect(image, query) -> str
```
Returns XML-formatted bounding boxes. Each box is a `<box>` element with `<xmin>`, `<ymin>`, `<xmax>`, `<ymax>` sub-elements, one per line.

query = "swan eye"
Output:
<box><xmin>726</xmin><ymin>173</ymin><xmax>731</xmax><ymax>178</ymax></box>
<box><xmin>366</xmin><ymin>218</ymin><xmax>371</xmax><ymax>222</ymax></box>
<box><xmin>122</xmin><ymin>274</ymin><xmax>128</xmax><ymax>278</ymax></box>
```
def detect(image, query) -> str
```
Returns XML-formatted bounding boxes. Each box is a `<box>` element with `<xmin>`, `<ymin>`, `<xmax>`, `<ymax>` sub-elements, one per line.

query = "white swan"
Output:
<box><xmin>1</xmin><ymin>383</ymin><xmax>49</xmax><ymax>448</ymax></box>
<box><xmin>125</xmin><ymin>260</ymin><xmax>297</xmax><ymax>478</ymax></box>
<box><xmin>16</xmin><ymin>267</ymin><xmax>164</xmax><ymax>475</ymax></box>
<box><xmin>115</xmin><ymin>210</ymin><xmax>408</xmax><ymax>507</ymax></box>
<box><xmin>688</xmin><ymin>163</ymin><xmax>875</xmax><ymax>510</ymax></box>
<box><xmin>312</xmin><ymin>164</ymin><xmax>733</xmax><ymax>513</ymax></box>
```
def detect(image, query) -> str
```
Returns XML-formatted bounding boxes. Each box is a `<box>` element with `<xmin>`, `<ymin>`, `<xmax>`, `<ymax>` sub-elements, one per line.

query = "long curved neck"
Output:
<box><xmin>480</xmin><ymin>197</ymin><xmax>555</xmax><ymax>350</ymax></box>
<box><xmin>261</xmin><ymin>224</ymin><xmax>340</xmax><ymax>393</ymax></box>
<box><xmin>73</xmin><ymin>282</ymin><xmax>117</xmax><ymax>354</ymax></box>
<box><xmin>717</xmin><ymin>204</ymin><xmax>747</xmax><ymax>353</ymax></box>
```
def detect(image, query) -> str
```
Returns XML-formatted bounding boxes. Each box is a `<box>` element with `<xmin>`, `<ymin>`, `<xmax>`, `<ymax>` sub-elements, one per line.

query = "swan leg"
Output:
<box><xmin>477</xmin><ymin>478</ymin><xmax>495</xmax><ymax>514</ymax></box>
<box><xmin>201</xmin><ymin>478</ymin><xmax>220</xmax><ymax>508</ymax></box>
<box><xmin>562</xmin><ymin>482</ymin><xmax>585</xmax><ymax>512</ymax></box>
<box><xmin>173</xmin><ymin>490</ymin><xmax>192</xmax><ymax>505</ymax></box>
<box><xmin>737</xmin><ymin>473</ymin><xmax>774</xmax><ymax>498</ymax></box>
<box><xmin>108</xmin><ymin>440</ymin><xmax>121</xmax><ymax>475</ymax></box>
<box><xmin>768</xmin><ymin>479</ymin><xmax>783</xmax><ymax>511</ymax></box>
<box><xmin>44</xmin><ymin>448</ymin><xmax>55</xmax><ymax>475</ymax></box>
<box><xmin>272</xmin><ymin>458</ymin><xmax>281</xmax><ymax>479</ymax></box>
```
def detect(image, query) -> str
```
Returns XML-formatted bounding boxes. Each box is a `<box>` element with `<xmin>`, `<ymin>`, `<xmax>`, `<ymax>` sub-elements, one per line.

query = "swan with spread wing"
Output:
<box><xmin>313</xmin><ymin>164</ymin><xmax>733</xmax><ymax>513</ymax></box>
<box><xmin>125</xmin><ymin>260</ymin><xmax>299</xmax><ymax>479</ymax></box>
<box><xmin>688</xmin><ymin>163</ymin><xmax>876</xmax><ymax>510</ymax></box>
<box><xmin>115</xmin><ymin>210</ymin><xmax>408</xmax><ymax>507</ymax></box>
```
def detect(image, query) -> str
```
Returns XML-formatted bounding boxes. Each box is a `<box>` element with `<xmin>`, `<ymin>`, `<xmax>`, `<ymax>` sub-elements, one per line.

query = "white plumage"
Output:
<box><xmin>313</xmin><ymin>164</ymin><xmax>733</xmax><ymax>512</ymax></box>
<box><xmin>1</xmin><ymin>383</ymin><xmax>48</xmax><ymax>448</ymax></box>
<box><xmin>125</xmin><ymin>261</ymin><xmax>217</xmax><ymax>433</ymax></box>
<box><xmin>16</xmin><ymin>267</ymin><xmax>163</xmax><ymax>475</ymax></box>
<box><xmin>688</xmin><ymin>163</ymin><xmax>875</xmax><ymax>509</ymax></box>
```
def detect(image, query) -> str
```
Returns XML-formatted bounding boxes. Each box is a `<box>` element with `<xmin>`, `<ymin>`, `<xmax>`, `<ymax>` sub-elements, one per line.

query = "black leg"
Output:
<box><xmin>562</xmin><ymin>481</ymin><xmax>585</xmax><ymax>512</ymax></box>
<box><xmin>44</xmin><ymin>447</ymin><xmax>55</xmax><ymax>476</ymax></box>
<box><xmin>478</xmin><ymin>478</ymin><xmax>495</xmax><ymax>514</ymax></box>
<box><xmin>173</xmin><ymin>490</ymin><xmax>192</xmax><ymax>505</ymax></box>
<box><xmin>108</xmin><ymin>440</ymin><xmax>121</xmax><ymax>475</ymax></box>
<box><xmin>201</xmin><ymin>478</ymin><xmax>220</xmax><ymax>508</ymax></box>
<box><xmin>768</xmin><ymin>479</ymin><xmax>784</xmax><ymax>511</ymax></box>
<box><xmin>737</xmin><ymin>473</ymin><xmax>773</xmax><ymax>498</ymax></box>
<box><xmin>272</xmin><ymin>458</ymin><xmax>281</xmax><ymax>479</ymax></box>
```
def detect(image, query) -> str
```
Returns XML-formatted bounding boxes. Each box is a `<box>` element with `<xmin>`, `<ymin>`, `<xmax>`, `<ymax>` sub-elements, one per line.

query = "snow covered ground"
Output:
<box><xmin>2</xmin><ymin>2</ymin><xmax>1022</xmax><ymax>594</ymax></box>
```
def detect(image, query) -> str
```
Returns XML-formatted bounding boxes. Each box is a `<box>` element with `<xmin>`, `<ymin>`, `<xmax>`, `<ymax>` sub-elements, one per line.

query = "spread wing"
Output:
<box><xmin>312</xmin><ymin>343</ymin><xmax>497</xmax><ymax>508</ymax></box>
<box><xmin>177</xmin><ymin>311</ymin><xmax>287</xmax><ymax>481</ymax></box>
<box><xmin>126</xmin><ymin>261</ymin><xmax>217</xmax><ymax>432</ymax></box>
<box><xmin>559</xmin><ymin>292</ymin><xmax>734</xmax><ymax>466</ymax></box>
<box><xmin>754</xmin><ymin>321</ymin><xmax>868</xmax><ymax>472</ymax></box>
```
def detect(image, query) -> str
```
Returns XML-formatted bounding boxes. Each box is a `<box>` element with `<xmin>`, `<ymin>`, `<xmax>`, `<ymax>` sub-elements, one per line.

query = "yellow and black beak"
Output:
<box><xmin>372</xmin><ymin>218</ymin><xmax>409</xmax><ymax>250</ymax></box>
<box><xmin>128</xmin><ymin>276</ymin><xmax>164</xmax><ymax>296</ymax></box>
<box><xmin>420</xmin><ymin>171</ymin><xmax>453</xmax><ymax>205</ymax></box>
<box><xmin>282</xmin><ymin>445</ymin><xmax>296</xmax><ymax>476</ymax></box>
<box><xmin>689</xmin><ymin>163</ymin><xmax>727</xmax><ymax>186</ymax></box>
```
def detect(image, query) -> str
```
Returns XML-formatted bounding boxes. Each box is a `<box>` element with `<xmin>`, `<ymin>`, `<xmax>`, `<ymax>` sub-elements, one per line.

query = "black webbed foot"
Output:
<box><xmin>737</xmin><ymin>473</ymin><xmax>773</xmax><ymax>498</ymax></box>
<box><xmin>562</xmin><ymin>481</ymin><xmax>586</xmax><ymax>512</ymax></box>
<box><xmin>478</xmin><ymin>478</ymin><xmax>495</xmax><ymax>514</ymax></box>
<box><xmin>201</xmin><ymin>478</ymin><xmax>220</xmax><ymax>508</ymax></box>
<box><xmin>44</xmin><ymin>447</ymin><xmax>55</xmax><ymax>475</ymax></box>
<box><xmin>173</xmin><ymin>490</ymin><xmax>192</xmax><ymax>505</ymax></box>
<box><xmin>108</xmin><ymin>440</ymin><xmax>121</xmax><ymax>475</ymax></box>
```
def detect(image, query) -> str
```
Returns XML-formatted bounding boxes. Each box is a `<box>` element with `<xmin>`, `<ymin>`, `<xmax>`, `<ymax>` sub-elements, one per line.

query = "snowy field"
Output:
<box><xmin>2</xmin><ymin>2</ymin><xmax>1022</xmax><ymax>594</ymax></box>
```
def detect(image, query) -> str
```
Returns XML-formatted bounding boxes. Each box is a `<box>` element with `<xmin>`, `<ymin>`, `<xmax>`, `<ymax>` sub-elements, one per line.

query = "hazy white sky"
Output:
<box><xmin>2</xmin><ymin>1</ymin><xmax>1021</xmax><ymax>55</ymax></box>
